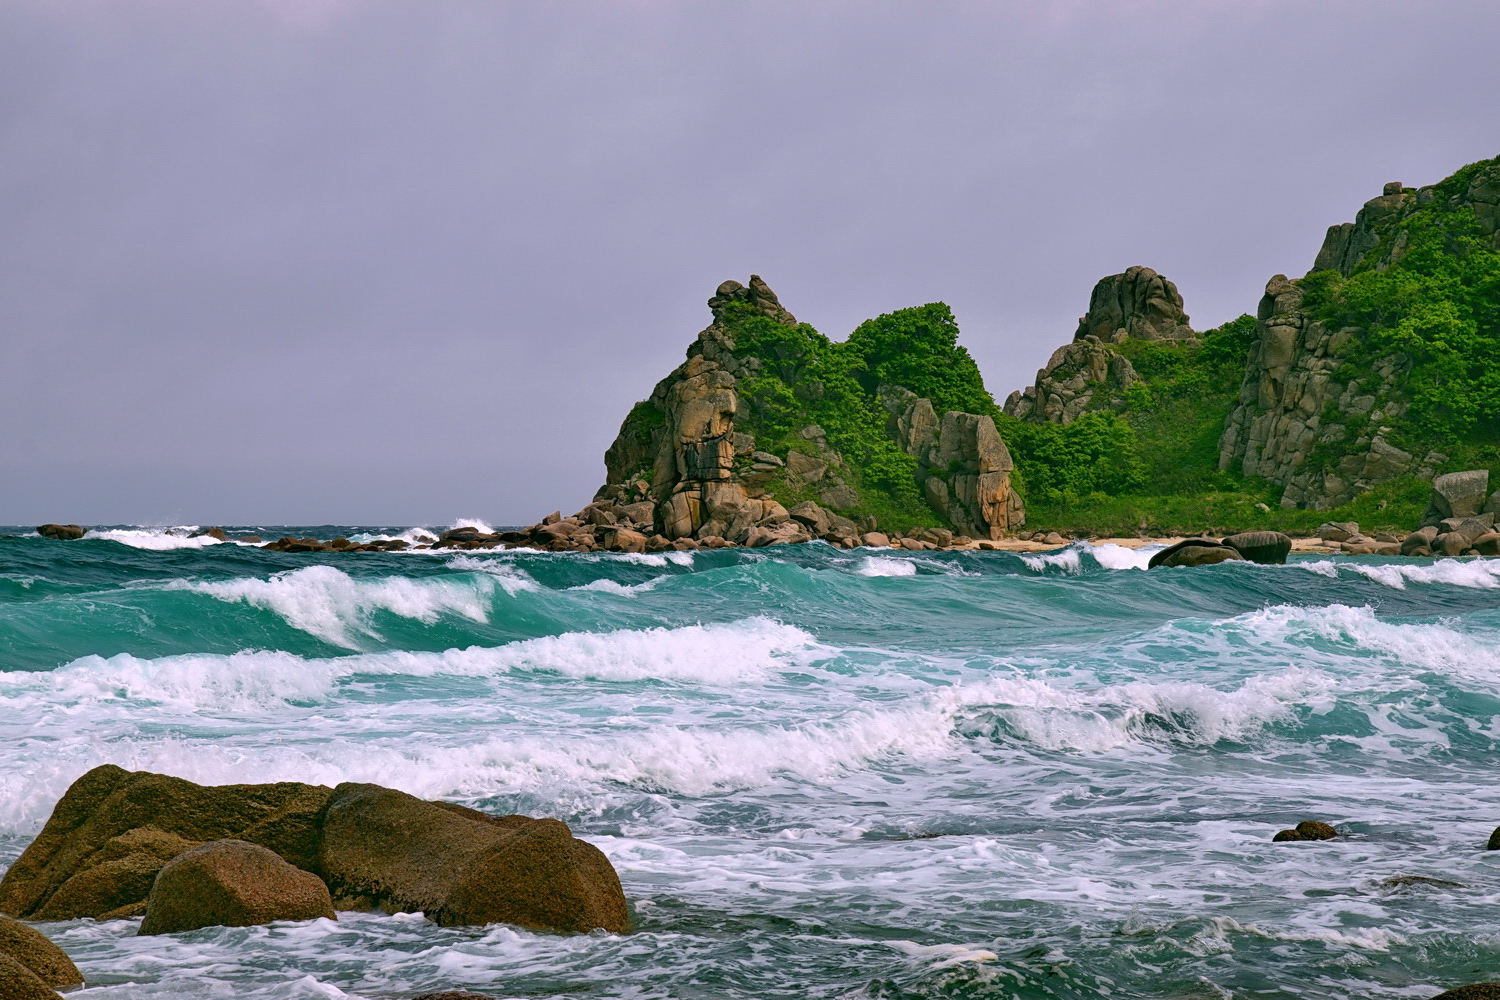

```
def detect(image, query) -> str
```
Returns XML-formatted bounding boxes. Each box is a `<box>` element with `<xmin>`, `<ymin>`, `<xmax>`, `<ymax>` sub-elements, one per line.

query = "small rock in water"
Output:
<box><xmin>1486</xmin><ymin>826</ymin><xmax>1500</xmax><ymax>850</ymax></box>
<box><xmin>413</xmin><ymin>993</ymin><xmax>500</xmax><ymax>1000</ymax></box>
<box><xmin>35</xmin><ymin>524</ymin><xmax>85</xmax><ymax>540</ymax></box>
<box><xmin>1272</xmin><ymin>820</ymin><xmax>1338</xmax><ymax>842</ymax></box>
<box><xmin>1376</xmin><ymin>875</ymin><xmax>1464</xmax><ymax>889</ymax></box>
<box><xmin>139</xmin><ymin>839</ymin><xmax>335</xmax><ymax>935</ymax></box>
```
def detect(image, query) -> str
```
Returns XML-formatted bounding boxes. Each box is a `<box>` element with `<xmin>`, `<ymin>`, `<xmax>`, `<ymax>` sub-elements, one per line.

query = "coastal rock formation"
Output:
<box><xmin>1004</xmin><ymin>266</ymin><xmax>1189</xmax><ymax>424</ymax></box>
<box><xmin>1219</xmin><ymin>166</ymin><xmax>1500</xmax><ymax>509</ymax></box>
<box><xmin>319</xmin><ymin>783</ymin><xmax>627</xmax><ymax>933</ymax></box>
<box><xmin>596</xmin><ymin>276</ymin><xmax>1023</xmax><ymax>540</ymax></box>
<box><xmin>0</xmin><ymin>767</ymin><xmax>628</xmax><ymax>935</ymax></box>
<box><xmin>1147</xmin><ymin>538</ymin><xmax>1243</xmax><ymax>569</ymax></box>
<box><xmin>0</xmin><ymin>955</ymin><xmax>66</xmax><ymax>1000</ymax></box>
<box><xmin>1215</xmin><ymin>272</ymin><xmax>1419</xmax><ymax>509</ymax></box>
<box><xmin>139</xmin><ymin>840</ymin><xmax>335</xmax><ymax>935</ymax></box>
<box><xmin>0</xmin><ymin>915</ymin><xmax>82</xmax><ymax>990</ymax></box>
<box><xmin>34</xmin><ymin>525</ymin><xmax>85</xmax><ymax>540</ymax></box>
<box><xmin>1221</xmin><ymin>530</ymin><xmax>1292</xmax><ymax>564</ymax></box>
<box><xmin>1429</xmin><ymin>987</ymin><xmax>1500</xmax><ymax>1000</ymax></box>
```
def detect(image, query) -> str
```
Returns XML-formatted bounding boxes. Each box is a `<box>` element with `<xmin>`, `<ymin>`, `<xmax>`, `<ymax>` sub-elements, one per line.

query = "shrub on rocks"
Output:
<box><xmin>139</xmin><ymin>840</ymin><xmax>334</xmax><ymax>935</ymax></box>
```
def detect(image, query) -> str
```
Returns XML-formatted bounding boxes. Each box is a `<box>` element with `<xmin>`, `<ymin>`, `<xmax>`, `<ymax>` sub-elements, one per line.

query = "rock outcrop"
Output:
<box><xmin>320</xmin><ymin>783</ymin><xmax>627</xmax><ymax>933</ymax></box>
<box><xmin>0</xmin><ymin>767</ymin><xmax>628</xmax><ymax>936</ymax></box>
<box><xmin>34</xmin><ymin>525</ymin><xmax>85</xmax><ymax>541</ymax></box>
<box><xmin>1219</xmin><ymin>165</ymin><xmax>1500</xmax><ymax>509</ymax></box>
<box><xmin>1272</xmin><ymin>820</ymin><xmax>1338</xmax><ymax>842</ymax></box>
<box><xmin>1215</xmin><ymin>272</ymin><xmax>1421</xmax><ymax>509</ymax></box>
<box><xmin>595</xmin><ymin>276</ymin><xmax>1024</xmax><ymax>541</ymax></box>
<box><xmin>139</xmin><ymin>839</ymin><xmax>335</xmax><ymax>935</ymax></box>
<box><xmin>1004</xmin><ymin>266</ymin><xmax>1189</xmax><ymax>424</ymax></box>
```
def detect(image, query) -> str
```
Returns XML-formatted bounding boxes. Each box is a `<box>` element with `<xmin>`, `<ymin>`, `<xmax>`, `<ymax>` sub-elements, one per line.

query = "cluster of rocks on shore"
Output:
<box><xmin>1313</xmin><ymin>469</ymin><xmax>1500</xmax><ymax>557</ymax></box>
<box><xmin>0</xmin><ymin>766</ymin><xmax>627</xmax><ymax>998</ymax></box>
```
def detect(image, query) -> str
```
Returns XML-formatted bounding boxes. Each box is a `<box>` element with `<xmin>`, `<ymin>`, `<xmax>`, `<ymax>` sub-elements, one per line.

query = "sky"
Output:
<box><xmin>2</xmin><ymin>0</ymin><xmax>1497</xmax><ymax>526</ymax></box>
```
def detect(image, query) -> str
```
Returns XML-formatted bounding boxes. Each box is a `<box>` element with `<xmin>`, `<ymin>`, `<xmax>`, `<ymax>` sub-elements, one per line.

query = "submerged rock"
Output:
<box><xmin>1487</xmin><ymin>826</ymin><xmax>1500</xmax><ymax>850</ymax></box>
<box><xmin>1429</xmin><ymin>987</ymin><xmax>1500</xmax><ymax>1000</ymax></box>
<box><xmin>139</xmin><ymin>839</ymin><xmax>334</xmax><ymax>935</ymax></box>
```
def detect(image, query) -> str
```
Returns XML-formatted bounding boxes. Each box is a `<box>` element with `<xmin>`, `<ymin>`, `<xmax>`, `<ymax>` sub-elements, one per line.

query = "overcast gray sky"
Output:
<box><xmin>2</xmin><ymin>0</ymin><xmax>1496</xmax><ymax>526</ymax></box>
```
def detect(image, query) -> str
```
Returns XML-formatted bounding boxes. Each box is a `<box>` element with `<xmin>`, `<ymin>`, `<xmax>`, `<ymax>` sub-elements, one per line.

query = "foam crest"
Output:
<box><xmin>1020</xmin><ymin>546</ymin><xmax>1083</xmax><ymax>575</ymax></box>
<box><xmin>1088</xmin><ymin>543</ymin><xmax>1155</xmax><ymax>571</ymax></box>
<box><xmin>176</xmin><ymin>565</ymin><xmax>498</xmax><ymax>646</ymax></box>
<box><xmin>85</xmin><ymin>527</ymin><xmax>230</xmax><ymax>550</ymax></box>
<box><xmin>855</xmin><ymin>556</ymin><xmax>918</xmax><ymax>577</ymax></box>
<box><xmin>1247</xmin><ymin>603</ymin><xmax>1500</xmax><ymax>681</ymax></box>
<box><xmin>0</xmin><ymin>618</ymin><xmax>823</xmax><ymax>714</ymax></box>
<box><xmin>950</xmin><ymin>670</ymin><xmax>1332</xmax><ymax>751</ymax></box>
<box><xmin>1345</xmin><ymin>558</ymin><xmax>1500</xmax><ymax>589</ymax></box>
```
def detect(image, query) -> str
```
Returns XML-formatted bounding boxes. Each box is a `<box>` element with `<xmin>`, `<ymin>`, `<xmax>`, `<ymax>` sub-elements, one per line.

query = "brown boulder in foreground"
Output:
<box><xmin>0</xmin><ymin>765</ymin><xmax>331</xmax><ymax>921</ymax></box>
<box><xmin>1430</xmin><ymin>987</ymin><xmax>1500</xmax><ymax>1000</ymax></box>
<box><xmin>139</xmin><ymin>839</ymin><xmax>334</xmax><ymax>935</ymax></box>
<box><xmin>320</xmin><ymin>783</ymin><xmax>628</xmax><ymax>933</ymax></box>
<box><xmin>0</xmin><ymin>953</ymin><xmax>65</xmax><ymax>1000</ymax></box>
<box><xmin>0</xmin><ymin>914</ymin><xmax>82</xmax><ymax>988</ymax></box>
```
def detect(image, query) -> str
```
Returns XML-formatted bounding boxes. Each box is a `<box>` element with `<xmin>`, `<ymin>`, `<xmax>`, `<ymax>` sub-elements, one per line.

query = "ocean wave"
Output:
<box><xmin>854</xmin><ymin>556</ymin><xmax>918</xmax><ymax>577</ymax></box>
<box><xmin>0</xmin><ymin>618</ymin><xmax>826</xmax><ymax>714</ymax></box>
<box><xmin>1244</xmin><ymin>603</ymin><xmax>1500</xmax><ymax>682</ymax></box>
<box><xmin>173</xmin><ymin>565</ymin><xmax>502</xmax><ymax>646</ymax></box>
<box><xmin>84</xmin><ymin>527</ymin><xmax>234</xmax><ymax>551</ymax></box>
<box><xmin>1296</xmin><ymin>557</ymin><xmax>1500</xmax><ymax>589</ymax></box>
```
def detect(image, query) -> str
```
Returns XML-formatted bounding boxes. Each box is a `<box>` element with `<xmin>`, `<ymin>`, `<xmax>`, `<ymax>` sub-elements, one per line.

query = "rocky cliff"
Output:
<box><xmin>1004</xmin><ymin>266</ymin><xmax>1192</xmax><ymax>424</ymax></box>
<box><xmin>1219</xmin><ymin>158</ymin><xmax>1500</xmax><ymax>508</ymax></box>
<box><xmin>593</xmin><ymin>276</ymin><xmax>1024</xmax><ymax>542</ymax></box>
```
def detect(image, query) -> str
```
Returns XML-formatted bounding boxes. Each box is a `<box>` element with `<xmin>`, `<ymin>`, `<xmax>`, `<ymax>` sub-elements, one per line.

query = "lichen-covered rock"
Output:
<box><xmin>34</xmin><ymin>524</ymin><xmax>85</xmax><ymax>540</ymax></box>
<box><xmin>139</xmin><ymin>840</ymin><xmax>334</xmax><ymax>935</ymax></box>
<box><xmin>1073</xmin><ymin>266</ymin><xmax>1194</xmax><ymax>343</ymax></box>
<box><xmin>0</xmin><ymin>953</ymin><xmax>65</xmax><ymax>1000</ymax></box>
<box><xmin>1147</xmin><ymin>538</ymin><xmax>1242</xmax><ymax>569</ymax></box>
<box><xmin>1273</xmin><ymin>820</ymin><xmax>1338</xmax><ymax>842</ymax></box>
<box><xmin>1429</xmin><ymin>986</ymin><xmax>1500</xmax><ymax>1000</ymax></box>
<box><xmin>0</xmin><ymin>766</ymin><xmax>331</xmax><ymax>922</ymax></box>
<box><xmin>0</xmin><ymin>915</ymin><xmax>81</xmax><ymax>988</ymax></box>
<box><xmin>319</xmin><ymin>784</ymin><xmax>627</xmax><ymax>933</ymax></box>
<box><xmin>1428</xmin><ymin>470</ymin><xmax>1490</xmax><ymax>522</ymax></box>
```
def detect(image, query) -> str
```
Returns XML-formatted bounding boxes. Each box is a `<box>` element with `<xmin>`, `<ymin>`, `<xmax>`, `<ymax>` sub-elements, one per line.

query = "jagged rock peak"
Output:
<box><xmin>1073</xmin><ymin>266</ymin><xmax>1193</xmax><ymax>343</ymax></box>
<box><xmin>707</xmin><ymin>274</ymin><xmax>796</xmax><ymax>325</ymax></box>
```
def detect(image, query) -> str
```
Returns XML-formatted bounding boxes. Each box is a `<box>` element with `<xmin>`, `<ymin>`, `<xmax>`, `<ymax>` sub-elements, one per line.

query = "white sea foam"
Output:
<box><xmin>1089</xmin><ymin>543</ymin><xmax>1155</xmax><ymax>571</ymax></box>
<box><xmin>85</xmin><ymin>527</ymin><xmax>230</xmax><ymax>550</ymax></box>
<box><xmin>568</xmin><ymin>577</ymin><xmax>663</xmax><ymax>595</ymax></box>
<box><xmin>0</xmin><ymin>618</ymin><xmax>824</xmax><ymax>715</ymax></box>
<box><xmin>175</xmin><ymin>565</ymin><xmax>499</xmax><ymax>646</ymax></box>
<box><xmin>1020</xmin><ymin>545</ymin><xmax>1083</xmax><ymax>574</ymax></box>
<box><xmin>448</xmin><ymin>517</ymin><xmax>496</xmax><ymax>534</ymax></box>
<box><xmin>1246</xmin><ymin>603</ymin><xmax>1500</xmax><ymax>681</ymax></box>
<box><xmin>1294</xmin><ymin>556</ymin><xmax>1500</xmax><ymax>589</ymax></box>
<box><xmin>855</xmin><ymin>556</ymin><xmax>918</xmax><ymax>577</ymax></box>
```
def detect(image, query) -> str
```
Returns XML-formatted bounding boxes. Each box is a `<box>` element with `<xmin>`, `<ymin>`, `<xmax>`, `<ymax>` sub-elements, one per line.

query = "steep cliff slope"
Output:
<box><xmin>596</xmin><ymin>276</ymin><xmax>1025</xmax><ymax>540</ymax></box>
<box><xmin>1003</xmin><ymin>154</ymin><xmax>1499</xmax><ymax>524</ymax></box>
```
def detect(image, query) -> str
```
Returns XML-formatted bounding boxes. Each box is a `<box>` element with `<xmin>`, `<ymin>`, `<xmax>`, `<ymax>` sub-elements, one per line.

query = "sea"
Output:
<box><xmin>1</xmin><ymin>523</ymin><xmax>1497</xmax><ymax>999</ymax></box>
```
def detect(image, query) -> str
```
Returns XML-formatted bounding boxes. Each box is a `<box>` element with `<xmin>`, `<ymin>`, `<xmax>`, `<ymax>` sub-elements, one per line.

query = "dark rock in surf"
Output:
<box><xmin>1148</xmin><ymin>538</ymin><xmax>1244</xmax><ymax>569</ymax></box>
<box><xmin>1487</xmin><ymin>826</ymin><xmax>1500</xmax><ymax>850</ymax></box>
<box><xmin>1222</xmin><ymin>530</ymin><xmax>1292</xmax><ymax>564</ymax></box>
<box><xmin>189</xmin><ymin>527</ymin><xmax>228</xmax><ymax>541</ymax></box>
<box><xmin>1272</xmin><ymin>820</ymin><xmax>1338</xmax><ymax>842</ymax></box>
<box><xmin>1429</xmin><ymin>986</ymin><xmax>1500</xmax><ymax>1000</ymax></box>
<box><xmin>139</xmin><ymin>839</ymin><xmax>334</xmax><ymax>935</ymax></box>
<box><xmin>318</xmin><ymin>783</ymin><xmax>628</xmax><ymax>933</ymax></box>
<box><xmin>0</xmin><ymin>915</ymin><xmax>82</xmax><ymax>989</ymax></box>
<box><xmin>35</xmin><ymin>525</ymin><xmax>85</xmax><ymax>541</ymax></box>
<box><xmin>413</xmin><ymin>993</ymin><xmax>501</xmax><ymax>1000</ymax></box>
<box><xmin>1376</xmin><ymin>875</ymin><xmax>1464</xmax><ymax>889</ymax></box>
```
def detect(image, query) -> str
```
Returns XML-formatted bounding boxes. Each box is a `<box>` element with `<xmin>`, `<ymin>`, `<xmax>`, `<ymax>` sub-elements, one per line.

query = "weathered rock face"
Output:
<box><xmin>597</xmin><ymin>276</ymin><xmax>1024</xmax><ymax>539</ymax></box>
<box><xmin>139</xmin><ymin>839</ymin><xmax>335</xmax><ymax>935</ymax></box>
<box><xmin>1004</xmin><ymin>266</ymin><xmax>1187</xmax><ymax>425</ymax></box>
<box><xmin>0</xmin><ymin>915</ymin><xmax>82</xmax><ymax>989</ymax></box>
<box><xmin>320</xmin><ymin>783</ymin><xmax>627</xmax><ymax>934</ymax></box>
<box><xmin>1216</xmin><ymin>273</ymin><xmax>1423</xmax><ymax>509</ymax></box>
<box><xmin>881</xmin><ymin>387</ymin><xmax>1023</xmax><ymax>538</ymax></box>
<box><xmin>34</xmin><ymin>524</ymin><xmax>85</xmax><ymax>540</ymax></box>
<box><xmin>1220</xmin><ymin>168</ymin><xmax>1500</xmax><ymax>509</ymax></box>
<box><xmin>0</xmin><ymin>767</ymin><xmax>629</xmax><ymax>936</ymax></box>
<box><xmin>1073</xmin><ymin>266</ymin><xmax>1194</xmax><ymax>344</ymax></box>
<box><xmin>0</xmin><ymin>765</ymin><xmax>330</xmax><ymax>921</ymax></box>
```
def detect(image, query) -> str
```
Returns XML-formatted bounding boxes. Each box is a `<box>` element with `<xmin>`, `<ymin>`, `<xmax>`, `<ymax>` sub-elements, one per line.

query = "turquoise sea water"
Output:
<box><xmin>2</xmin><ymin>524</ymin><xmax>1498</xmax><ymax>999</ymax></box>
